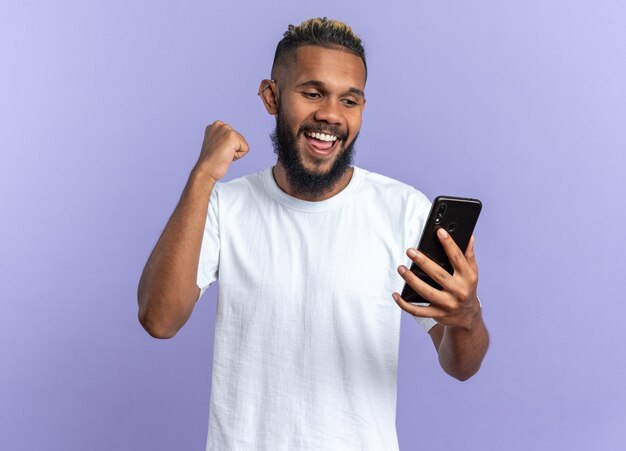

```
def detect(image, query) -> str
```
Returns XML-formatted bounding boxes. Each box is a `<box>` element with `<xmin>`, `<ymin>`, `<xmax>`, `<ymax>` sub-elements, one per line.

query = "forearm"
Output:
<box><xmin>137</xmin><ymin>169</ymin><xmax>216</xmax><ymax>338</ymax></box>
<box><xmin>437</xmin><ymin>314</ymin><xmax>489</xmax><ymax>381</ymax></box>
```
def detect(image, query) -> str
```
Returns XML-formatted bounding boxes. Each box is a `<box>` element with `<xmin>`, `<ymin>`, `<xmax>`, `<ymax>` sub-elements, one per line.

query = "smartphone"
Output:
<box><xmin>401</xmin><ymin>195</ymin><xmax>482</xmax><ymax>304</ymax></box>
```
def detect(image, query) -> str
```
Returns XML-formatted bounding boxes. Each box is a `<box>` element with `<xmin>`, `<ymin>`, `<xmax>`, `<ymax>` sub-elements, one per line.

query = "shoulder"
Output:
<box><xmin>207</xmin><ymin>170</ymin><xmax>270</xmax><ymax>220</ymax></box>
<box><xmin>210</xmin><ymin>169</ymin><xmax>269</xmax><ymax>207</ymax></box>
<box><xmin>356</xmin><ymin>167</ymin><xmax>431</xmax><ymax>211</ymax></box>
<box><xmin>214</xmin><ymin>170</ymin><xmax>265</xmax><ymax>194</ymax></box>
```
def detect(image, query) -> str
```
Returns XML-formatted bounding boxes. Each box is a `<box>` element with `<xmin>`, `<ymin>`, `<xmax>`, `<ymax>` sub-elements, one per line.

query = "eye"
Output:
<box><xmin>341</xmin><ymin>98</ymin><xmax>359</xmax><ymax>107</ymax></box>
<box><xmin>302</xmin><ymin>91</ymin><xmax>322</xmax><ymax>99</ymax></box>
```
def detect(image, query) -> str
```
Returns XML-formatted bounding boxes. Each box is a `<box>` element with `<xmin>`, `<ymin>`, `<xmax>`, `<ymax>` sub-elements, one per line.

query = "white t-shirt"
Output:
<box><xmin>197</xmin><ymin>166</ymin><xmax>435</xmax><ymax>451</ymax></box>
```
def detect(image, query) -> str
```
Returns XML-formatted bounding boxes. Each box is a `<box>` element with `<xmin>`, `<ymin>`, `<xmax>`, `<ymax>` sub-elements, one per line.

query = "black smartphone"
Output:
<box><xmin>401</xmin><ymin>195</ymin><xmax>482</xmax><ymax>304</ymax></box>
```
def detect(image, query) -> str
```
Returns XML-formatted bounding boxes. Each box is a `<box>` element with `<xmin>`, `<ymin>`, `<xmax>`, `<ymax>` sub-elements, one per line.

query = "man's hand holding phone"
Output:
<box><xmin>393</xmin><ymin>228</ymin><xmax>482</xmax><ymax>331</ymax></box>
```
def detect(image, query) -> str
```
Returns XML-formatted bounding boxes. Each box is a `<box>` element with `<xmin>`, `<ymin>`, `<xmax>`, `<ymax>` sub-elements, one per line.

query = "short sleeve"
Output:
<box><xmin>196</xmin><ymin>186</ymin><xmax>220</xmax><ymax>297</ymax></box>
<box><xmin>405</xmin><ymin>191</ymin><xmax>438</xmax><ymax>332</ymax></box>
<box><xmin>413</xmin><ymin>314</ymin><xmax>437</xmax><ymax>332</ymax></box>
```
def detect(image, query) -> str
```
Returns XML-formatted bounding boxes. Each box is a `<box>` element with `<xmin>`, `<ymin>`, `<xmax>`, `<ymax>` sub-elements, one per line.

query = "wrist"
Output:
<box><xmin>190</xmin><ymin>165</ymin><xmax>219</xmax><ymax>188</ymax></box>
<box><xmin>448</xmin><ymin>298</ymin><xmax>483</xmax><ymax>333</ymax></box>
<box><xmin>459</xmin><ymin>307</ymin><xmax>483</xmax><ymax>333</ymax></box>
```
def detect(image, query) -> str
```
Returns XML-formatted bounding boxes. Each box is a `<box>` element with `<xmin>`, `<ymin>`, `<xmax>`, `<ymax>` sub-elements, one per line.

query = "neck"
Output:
<box><xmin>272</xmin><ymin>163</ymin><xmax>354</xmax><ymax>201</ymax></box>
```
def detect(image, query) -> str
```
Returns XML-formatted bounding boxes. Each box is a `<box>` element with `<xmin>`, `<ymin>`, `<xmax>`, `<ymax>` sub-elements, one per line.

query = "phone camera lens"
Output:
<box><xmin>435</xmin><ymin>216</ymin><xmax>441</xmax><ymax>224</ymax></box>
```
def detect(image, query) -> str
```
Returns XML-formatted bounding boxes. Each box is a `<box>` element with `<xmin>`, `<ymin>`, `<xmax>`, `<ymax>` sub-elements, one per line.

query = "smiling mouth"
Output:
<box><xmin>304</xmin><ymin>131</ymin><xmax>341</xmax><ymax>154</ymax></box>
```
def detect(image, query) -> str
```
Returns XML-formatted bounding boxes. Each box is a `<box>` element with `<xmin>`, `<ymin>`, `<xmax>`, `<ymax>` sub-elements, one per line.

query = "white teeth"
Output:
<box><xmin>307</xmin><ymin>132</ymin><xmax>338</xmax><ymax>142</ymax></box>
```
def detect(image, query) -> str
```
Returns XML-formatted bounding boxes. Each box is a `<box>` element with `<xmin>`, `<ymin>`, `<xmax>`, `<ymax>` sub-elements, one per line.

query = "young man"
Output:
<box><xmin>138</xmin><ymin>18</ymin><xmax>488</xmax><ymax>450</ymax></box>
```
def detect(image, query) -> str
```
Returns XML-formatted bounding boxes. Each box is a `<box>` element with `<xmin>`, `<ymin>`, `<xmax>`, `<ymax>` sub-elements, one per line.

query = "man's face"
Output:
<box><xmin>270</xmin><ymin>45</ymin><xmax>366</xmax><ymax>196</ymax></box>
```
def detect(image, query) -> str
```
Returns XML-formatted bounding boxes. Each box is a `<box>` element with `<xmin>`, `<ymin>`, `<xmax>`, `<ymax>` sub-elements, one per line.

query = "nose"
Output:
<box><xmin>314</xmin><ymin>99</ymin><xmax>343</xmax><ymax>125</ymax></box>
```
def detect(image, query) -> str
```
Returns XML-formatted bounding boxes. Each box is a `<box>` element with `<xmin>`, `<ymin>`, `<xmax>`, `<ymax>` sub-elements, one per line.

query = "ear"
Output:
<box><xmin>258</xmin><ymin>79</ymin><xmax>278</xmax><ymax>115</ymax></box>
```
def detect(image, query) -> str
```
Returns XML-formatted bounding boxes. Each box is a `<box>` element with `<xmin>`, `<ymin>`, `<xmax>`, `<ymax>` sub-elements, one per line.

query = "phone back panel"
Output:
<box><xmin>401</xmin><ymin>196</ymin><xmax>482</xmax><ymax>304</ymax></box>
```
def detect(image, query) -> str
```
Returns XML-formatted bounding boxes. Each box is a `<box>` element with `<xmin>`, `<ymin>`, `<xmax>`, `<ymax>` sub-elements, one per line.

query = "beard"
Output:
<box><xmin>270</xmin><ymin>112</ymin><xmax>358</xmax><ymax>198</ymax></box>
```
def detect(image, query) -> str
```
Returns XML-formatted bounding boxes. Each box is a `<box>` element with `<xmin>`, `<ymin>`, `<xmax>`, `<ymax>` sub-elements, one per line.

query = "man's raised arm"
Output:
<box><xmin>137</xmin><ymin>121</ymin><xmax>249</xmax><ymax>338</ymax></box>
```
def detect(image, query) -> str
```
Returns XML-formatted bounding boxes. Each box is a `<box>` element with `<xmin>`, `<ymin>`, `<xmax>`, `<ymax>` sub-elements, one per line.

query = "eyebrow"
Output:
<box><xmin>295</xmin><ymin>80</ymin><xmax>365</xmax><ymax>98</ymax></box>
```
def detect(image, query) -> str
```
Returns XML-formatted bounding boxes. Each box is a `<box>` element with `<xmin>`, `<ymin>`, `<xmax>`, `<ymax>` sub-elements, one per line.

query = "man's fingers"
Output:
<box><xmin>437</xmin><ymin>228</ymin><xmax>471</xmax><ymax>275</ymax></box>
<box><xmin>232</xmin><ymin>132</ymin><xmax>250</xmax><ymax>160</ymax></box>
<box><xmin>397</xmin><ymin>264</ymin><xmax>453</xmax><ymax>309</ymax></box>
<box><xmin>210</xmin><ymin>122</ymin><xmax>250</xmax><ymax>160</ymax></box>
<box><xmin>405</xmin><ymin>248</ymin><xmax>453</xmax><ymax>290</ymax></box>
<box><xmin>392</xmin><ymin>292</ymin><xmax>446</xmax><ymax>319</ymax></box>
<box><xmin>465</xmin><ymin>235</ymin><xmax>478</xmax><ymax>274</ymax></box>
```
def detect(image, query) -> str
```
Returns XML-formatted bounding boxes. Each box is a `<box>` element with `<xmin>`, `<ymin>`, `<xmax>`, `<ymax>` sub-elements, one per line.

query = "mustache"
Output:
<box><xmin>298</xmin><ymin>124</ymin><xmax>348</xmax><ymax>141</ymax></box>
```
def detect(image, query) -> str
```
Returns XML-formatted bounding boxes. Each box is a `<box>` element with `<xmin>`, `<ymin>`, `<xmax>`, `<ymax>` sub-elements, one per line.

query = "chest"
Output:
<box><xmin>217</xmin><ymin>201</ymin><xmax>406</xmax><ymax>304</ymax></box>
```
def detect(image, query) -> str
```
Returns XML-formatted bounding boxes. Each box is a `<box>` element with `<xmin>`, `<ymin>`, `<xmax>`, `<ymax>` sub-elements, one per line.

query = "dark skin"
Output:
<box><xmin>259</xmin><ymin>45</ymin><xmax>366</xmax><ymax>201</ymax></box>
<box><xmin>137</xmin><ymin>121</ymin><xmax>249</xmax><ymax>338</ymax></box>
<box><xmin>394</xmin><ymin>230</ymin><xmax>489</xmax><ymax>380</ymax></box>
<box><xmin>138</xmin><ymin>44</ymin><xmax>488</xmax><ymax>381</ymax></box>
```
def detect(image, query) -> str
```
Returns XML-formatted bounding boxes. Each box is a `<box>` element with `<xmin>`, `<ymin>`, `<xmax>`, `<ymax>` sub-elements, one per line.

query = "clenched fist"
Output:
<box><xmin>193</xmin><ymin>121</ymin><xmax>250</xmax><ymax>182</ymax></box>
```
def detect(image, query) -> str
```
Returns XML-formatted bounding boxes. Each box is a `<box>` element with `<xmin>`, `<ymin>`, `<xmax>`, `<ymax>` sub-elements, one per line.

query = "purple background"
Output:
<box><xmin>2</xmin><ymin>1</ymin><xmax>625</xmax><ymax>450</ymax></box>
